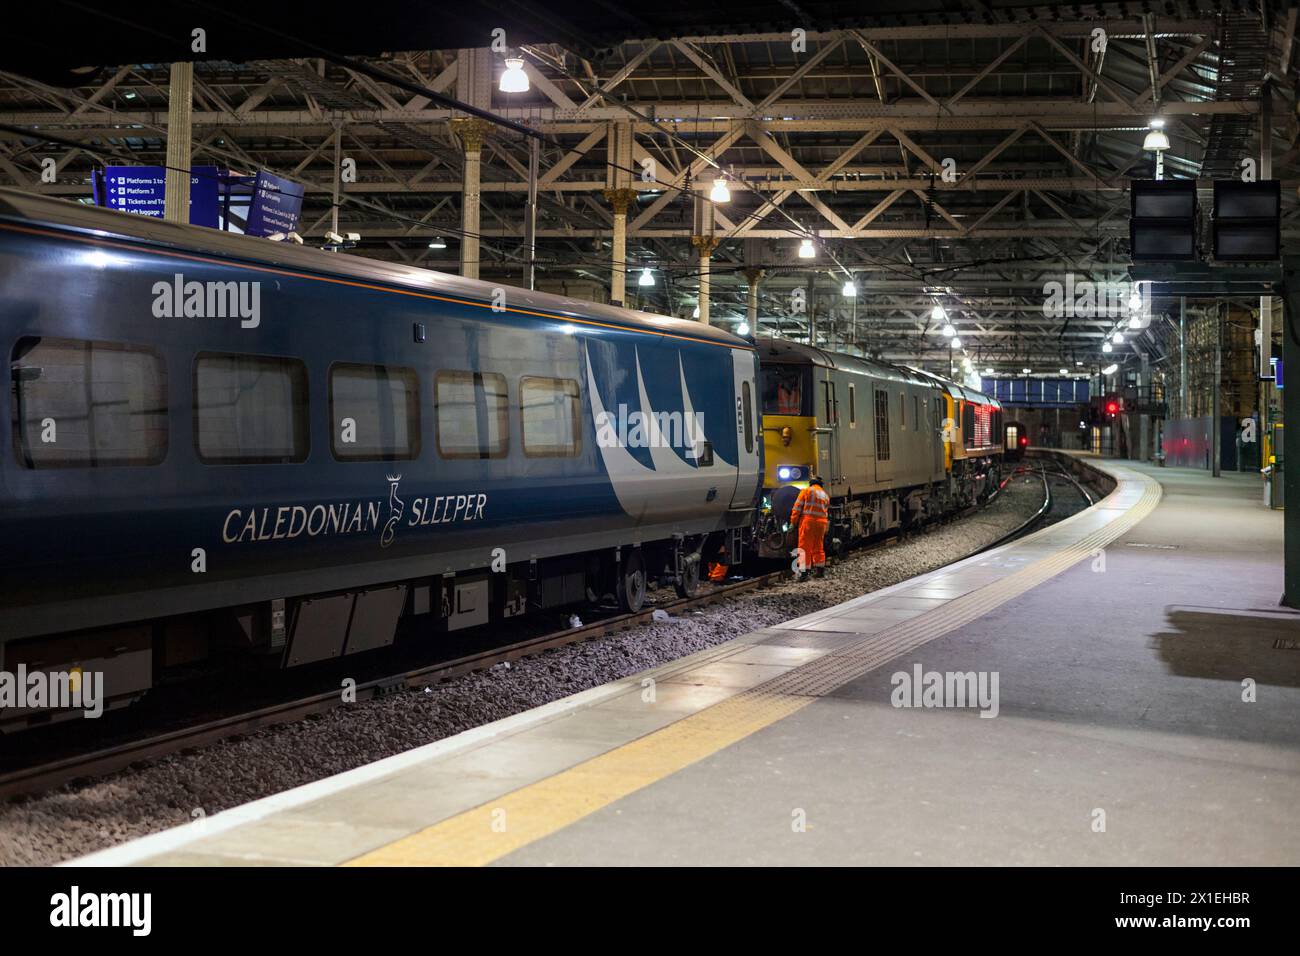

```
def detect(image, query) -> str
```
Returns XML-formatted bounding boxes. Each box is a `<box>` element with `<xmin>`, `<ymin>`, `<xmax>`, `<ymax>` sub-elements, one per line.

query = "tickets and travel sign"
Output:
<box><xmin>98</xmin><ymin>165</ymin><xmax>220</xmax><ymax>228</ymax></box>
<box><xmin>244</xmin><ymin>171</ymin><xmax>306</xmax><ymax>237</ymax></box>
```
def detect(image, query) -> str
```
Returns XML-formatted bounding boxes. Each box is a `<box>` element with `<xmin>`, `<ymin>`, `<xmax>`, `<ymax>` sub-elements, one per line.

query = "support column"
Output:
<box><xmin>525</xmin><ymin>137</ymin><xmax>538</xmax><ymax>290</ymax></box>
<box><xmin>744</xmin><ymin>268</ymin><xmax>764</xmax><ymax>329</ymax></box>
<box><xmin>330</xmin><ymin>119</ymin><xmax>342</xmax><ymax>237</ymax></box>
<box><xmin>1138</xmin><ymin>353</ymin><xmax>1150</xmax><ymax>461</ymax></box>
<box><xmin>1282</xmin><ymin>258</ymin><xmax>1300</xmax><ymax>607</ymax></box>
<box><xmin>603</xmin><ymin>188</ymin><xmax>637</xmax><ymax>305</ymax></box>
<box><xmin>691</xmin><ymin>235</ymin><xmax>720</xmax><ymax>324</ymax></box>
<box><xmin>163</xmin><ymin>62</ymin><xmax>193</xmax><ymax>224</ymax></box>
<box><xmin>1179</xmin><ymin>296</ymin><xmax>1188</xmax><ymax>419</ymax></box>
<box><xmin>1212</xmin><ymin>303</ymin><xmax>1222</xmax><ymax>477</ymax></box>
<box><xmin>451</xmin><ymin>118</ymin><xmax>490</xmax><ymax>280</ymax></box>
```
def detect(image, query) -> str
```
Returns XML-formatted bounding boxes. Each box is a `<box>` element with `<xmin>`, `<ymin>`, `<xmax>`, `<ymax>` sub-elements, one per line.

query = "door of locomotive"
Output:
<box><xmin>729</xmin><ymin>348</ymin><xmax>762</xmax><ymax>508</ymax></box>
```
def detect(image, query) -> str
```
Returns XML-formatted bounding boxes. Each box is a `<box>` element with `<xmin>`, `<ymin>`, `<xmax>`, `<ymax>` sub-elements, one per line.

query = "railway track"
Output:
<box><xmin>0</xmin><ymin>475</ymin><xmax>1083</xmax><ymax>802</ymax></box>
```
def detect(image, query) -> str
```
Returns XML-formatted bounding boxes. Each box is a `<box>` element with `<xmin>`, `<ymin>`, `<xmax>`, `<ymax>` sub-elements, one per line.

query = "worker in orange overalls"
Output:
<box><xmin>789</xmin><ymin>476</ymin><xmax>830</xmax><ymax>581</ymax></box>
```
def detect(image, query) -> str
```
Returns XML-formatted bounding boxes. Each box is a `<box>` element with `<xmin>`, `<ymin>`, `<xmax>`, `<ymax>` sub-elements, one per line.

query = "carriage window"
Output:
<box><xmin>195</xmin><ymin>353</ymin><xmax>308</xmax><ymax>464</ymax></box>
<box><xmin>11</xmin><ymin>337</ymin><xmax>167</xmax><ymax>468</ymax></box>
<box><xmin>521</xmin><ymin>376</ymin><xmax>580</xmax><ymax>457</ymax></box>
<box><xmin>914</xmin><ymin>395</ymin><xmax>920</xmax><ymax>429</ymax></box>
<box><xmin>742</xmin><ymin>380</ymin><xmax>754</xmax><ymax>454</ymax></box>
<box><xmin>874</xmin><ymin>389</ymin><xmax>890</xmax><ymax>461</ymax></box>
<box><xmin>900</xmin><ymin>391</ymin><xmax>906</xmax><ymax>429</ymax></box>
<box><xmin>436</xmin><ymin>370</ymin><xmax>508</xmax><ymax>459</ymax></box>
<box><xmin>330</xmin><ymin>363</ymin><xmax>420</xmax><ymax>461</ymax></box>
<box><xmin>848</xmin><ymin>384</ymin><xmax>856</xmax><ymax>427</ymax></box>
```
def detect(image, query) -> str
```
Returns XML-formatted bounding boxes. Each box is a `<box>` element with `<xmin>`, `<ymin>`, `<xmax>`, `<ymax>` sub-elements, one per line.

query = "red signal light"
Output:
<box><xmin>1106</xmin><ymin>401</ymin><xmax>1119</xmax><ymax>415</ymax></box>
<box><xmin>1019</xmin><ymin>436</ymin><xmax>1029</xmax><ymax>447</ymax></box>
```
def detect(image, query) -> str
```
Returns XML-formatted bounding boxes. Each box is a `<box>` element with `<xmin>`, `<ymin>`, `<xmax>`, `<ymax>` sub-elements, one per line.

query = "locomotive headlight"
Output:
<box><xmin>780</xmin><ymin>426</ymin><xmax>792</xmax><ymax>446</ymax></box>
<box><xmin>777</xmin><ymin>466</ymin><xmax>793</xmax><ymax>481</ymax></box>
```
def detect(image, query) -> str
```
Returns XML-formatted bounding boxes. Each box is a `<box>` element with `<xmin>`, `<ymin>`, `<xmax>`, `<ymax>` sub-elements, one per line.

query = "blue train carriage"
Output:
<box><xmin>0</xmin><ymin>188</ymin><xmax>762</xmax><ymax>723</ymax></box>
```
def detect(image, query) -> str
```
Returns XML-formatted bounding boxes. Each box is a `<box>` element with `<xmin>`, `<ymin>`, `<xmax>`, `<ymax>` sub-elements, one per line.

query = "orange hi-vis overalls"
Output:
<box><xmin>790</xmin><ymin>484</ymin><xmax>830</xmax><ymax>571</ymax></box>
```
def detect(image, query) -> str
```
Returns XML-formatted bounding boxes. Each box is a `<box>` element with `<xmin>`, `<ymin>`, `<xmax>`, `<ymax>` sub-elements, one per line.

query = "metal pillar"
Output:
<box><xmin>163</xmin><ymin>62</ymin><xmax>193</xmax><ymax>224</ymax></box>
<box><xmin>525</xmin><ymin>137</ymin><xmax>538</xmax><ymax>291</ymax></box>
<box><xmin>744</xmin><ymin>268</ymin><xmax>764</xmax><ymax>328</ymax></box>
<box><xmin>1260</xmin><ymin>82</ymin><xmax>1274</xmax><ymax>381</ymax></box>
<box><xmin>330</xmin><ymin>120</ymin><xmax>342</xmax><ymax>237</ymax></box>
<box><xmin>1138</xmin><ymin>352</ymin><xmax>1150</xmax><ymax>461</ymax></box>
<box><xmin>1212</xmin><ymin>303</ymin><xmax>1222</xmax><ymax>477</ymax></box>
<box><xmin>1282</xmin><ymin>259</ymin><xmax>1300</xmax><ymax>607</ymax></box>
<box><xmin>604</xmin><ymin>121</ymin><xmax>634</xmax><ymax>305</ymax></box>
<box><xmin>1179</xmin><ymin>296</ymin><xmax>1188</xmax><ymax>419</ymax></box>
<box><xmin>690</xmin><ymin>193</ymin><xmax>718</xmax><ymax>324</ymax></box>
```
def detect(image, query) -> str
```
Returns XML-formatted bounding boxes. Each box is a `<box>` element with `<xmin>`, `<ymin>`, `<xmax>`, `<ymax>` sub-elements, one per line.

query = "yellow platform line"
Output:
<box><xmin>346</xmin><ymin>469</ymin><xmax>1159</xmax><ymax>867</ymax></box>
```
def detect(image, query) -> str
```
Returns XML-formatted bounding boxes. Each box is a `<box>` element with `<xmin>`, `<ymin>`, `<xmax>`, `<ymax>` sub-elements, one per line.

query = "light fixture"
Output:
<box><xmin>1102</xmin><ymin>342</ymin><xmax>1113</xmax><ymax>353</ymax></box>
<box><xmin>931</xmin><ymin>304</ymin><xmax>946</xmax><ymax>322</ymax></box>
<box><xmin>950</xmin><ymin>337</ymin><xmax>962</xmax><ymax>349</ymax></box>
<box><xmin>736</xmin><ymin>320</ymin><xmax>750</xmax><ymax>336</ymax></box>
<box><xmin>1128</xmin><ymin>315</ymin><xmax>1143</xmax><ymax>329</ymax></box>
<box><xmin>500</xmin><ymin>57</ymin><xmax>529</xmax><ymax>93</ymax></box>
<box><xmin>941</xmin><ymin>323</ymin><xmax>956</xmax><ymax>338</ymax></box>
<box><xmin>1128</xmin><ymin>290</ymin><xmax>1142</xmax><ymax>312</ymax></box>
<box><xmin>842</xmin><ymin>280</ymin><xmax>857</xmax><ymax>297</ymax></box>
<box><xmin>1059</xmin><ymin>368</ymin><xmax>1069</xmax><ymax>375</ymax></box>
<box><xmin>1102</xmin><ymin>363</ymin><xmax>1119</xmax><ymax>376</ymax></box>
<box><xmin>709</xmin><ymin>177</ymin><xmax>731</xmax><ymax>203</ymax></box>
<box><xmin>1022</xmin><ymin>367</ymin><xmax>1032</xmax><ymax>374</ymax></box>
<box><xmin>692</xmin><ymin>305</ymin><xmax>700</xmax><ymax>318</ymax></box>
<box><xmin>983</xmin><ymin>367</ymin><xmax>995</xmax><ymax>376</ymax></box>
<box><xmin>427</xmin><ymin>237</ymin><xmax>447</xmax><ymax>249</ymax></box>
<box><xmin>1076</xmin><ymin>360</ymin><xmax>1084</xmax><ymax>366</ymax></box>
<box><xmin>1143</xmin><ymin>119</ymin><xmax>1170</xmax><ymax>152</ymax></box>
<box><xmin>638</xmin><ymin>267</ymin><xmax>654</xmax><ymax>287</ymax></box>
<box><xmin>1112</xmin><ymin>331</ymin><xmax>1124</xmax><ymax>344</ymax></box>
<box><xmin>798</xmin><ymin>238</ymin><xmax>815</xmax><ymax>258</ymax></box>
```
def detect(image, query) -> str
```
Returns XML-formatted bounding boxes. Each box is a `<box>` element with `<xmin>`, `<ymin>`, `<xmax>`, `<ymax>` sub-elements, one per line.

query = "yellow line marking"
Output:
<box><xmin>346</xmin><ymin>468</ymin><xmax>1160</xmax><ymax>867</ymax></box>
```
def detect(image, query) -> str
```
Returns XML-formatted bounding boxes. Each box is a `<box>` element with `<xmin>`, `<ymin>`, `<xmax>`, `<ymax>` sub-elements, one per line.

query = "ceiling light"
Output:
<box><xmin>842</xmin><ymin>280</ymin><xmax>856</xmax><ymax>297</ymax></box>
<box><xmin>1143</xmin><ymin>129</ymin><xmax>1170</xmax><ymax>151</ymax></box>
<box><xmin>709</xmin><ymin>177</ymin><xmax>731</xmax><ymax>202</ymax></box>
<box><xmin>1128</xmin><ymin>291</ymin><xmax>1142</xmax><ymax>312</ymax></box>
<box><xmin>427</xmin><ymin>237</ymin><xmax>446</xmax><ymax>249</ymax></box>
<box><xmin>931</xmin><ymin>304</ymin><xmax>946</xmax><ymax>322</ymax></box>
<box><xmin>1102</xmin><ymin>342</ymin><xmax>1113</xmax><ymax>353</ymax></box>
<box><xmin>1102</xmin><ymin>363</ymin><xmax>1118</xmax><ymax>376</ymax></box>
<box><xmin>983</xmin><ymin>367</ymin><xmax>994</xmax><ymax>376</ymax></box>
<box><xmin>1022</xmin><ymin>367</ymin><xmax>1032</xmax><ymax>374</ymax></box>
<box><xmin>1149</xmin><ymin>117</ymin><xmax>1166</xmax><ymax>129</ymax></box>
<box><xmin>736</xmin><ymin>321</ymin><xmax>750</xmax><ymax>336</ymax></box>
<box><xmin>692</xmin><ymin>305</ymin><xmax>700</xmax><ymax>318</ymax></box>
<box><xmin>950</xmin><ymin>337</ymin><xmax>962</xmax><ymax>349</ymax></box>
<box><xmin>1112</xmin><ymin>332</ymin><xmax>1124</xmax><ymax>344</ymax></box>
<box><xmin>638</xmin><ymin>267</ymin><xmax>654</xmax><ymax>287</ymax></box>
<box><xmin>1128</xmin><ymin>315</ymin><xmax>1143</xmax><ymax>329</ymax></box>
<box><xmin>1059</xmin><ymin>368</ymin><xmax>1069</xmax><ymax>375</ymax></box>
<box><xmin>941</xmin><ymin>323</ymin><xmax>956</xmax><ymax>338</ymax></box>
<box><xmin>499</xmin><ymin>58</ymin><xmax>529</xmax><ymax>93</ymax></box>
<box><xmin>798</xmin><ymin>238</ymin><xmax>815</xmax><ymax>258</ymax></box>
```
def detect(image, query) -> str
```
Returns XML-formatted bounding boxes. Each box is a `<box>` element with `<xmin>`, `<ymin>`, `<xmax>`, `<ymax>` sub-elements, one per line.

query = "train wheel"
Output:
<box><xmin>617</xmin><ymin>549</ymin><xmax>647</xmax><ymax>612</ymax></box>
<box><xmin>674</xmin><ymin>552</ymin><xmax>701</xmax><ymax>598</ymax></box>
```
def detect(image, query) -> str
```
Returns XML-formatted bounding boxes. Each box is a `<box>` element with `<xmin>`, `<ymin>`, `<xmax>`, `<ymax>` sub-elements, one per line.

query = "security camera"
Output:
<box><xmin>286</xmin><ymin>231</ymin><xmax>304</xmax><ymax>244</ymax></box>
<box><xmin>324</xmin><ymin>230</ymin><xmax>344</xmax><ymax>246</ymax></box>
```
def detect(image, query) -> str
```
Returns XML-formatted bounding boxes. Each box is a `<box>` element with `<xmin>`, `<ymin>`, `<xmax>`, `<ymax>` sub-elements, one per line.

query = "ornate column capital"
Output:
<box><xmin>450</xmin><ymin>118</ymin><xmax>492</xmax><ymax>153</ymax></box>
<box><xmin>691</xmin><ymin>235</ymin><xmax>721</xmax><ymax>257</ymax></box>
<box><xmin>602</xmin><ymin>187</ymin><xmax>638</xmax><ymax>216</ymax></box>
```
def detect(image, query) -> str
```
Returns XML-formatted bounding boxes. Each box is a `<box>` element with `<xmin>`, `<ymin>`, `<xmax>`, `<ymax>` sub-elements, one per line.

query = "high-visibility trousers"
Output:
<box><xmin>797</xmin><ymin>518</ymin><xmax>828</xmax><ymax>570</ymax></box>
<box><xmin>708</xmin><ymin>562</ymin><xmax>728</xmax><ymax>582</ymax></box>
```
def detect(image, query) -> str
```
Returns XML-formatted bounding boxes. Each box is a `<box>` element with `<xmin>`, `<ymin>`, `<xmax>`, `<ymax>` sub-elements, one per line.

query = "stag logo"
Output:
<box><xmin>382</xmin><ymin>473</ymin><xmax>404</xmax><ymax>548</ymax></box>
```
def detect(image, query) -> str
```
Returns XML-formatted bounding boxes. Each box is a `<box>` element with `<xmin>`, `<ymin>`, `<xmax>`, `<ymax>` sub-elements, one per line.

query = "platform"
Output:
<box><xmin>75</xmin><ymin>456</ymin><xmax>1300</xmax><ymax>867</ymax></box>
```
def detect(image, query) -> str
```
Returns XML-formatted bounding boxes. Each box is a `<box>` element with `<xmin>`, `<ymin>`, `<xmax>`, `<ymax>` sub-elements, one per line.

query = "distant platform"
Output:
<box><xmin>76</xmin><ymin>457</ymin><xmax>1300</xmax><ymax>867</ymax></box>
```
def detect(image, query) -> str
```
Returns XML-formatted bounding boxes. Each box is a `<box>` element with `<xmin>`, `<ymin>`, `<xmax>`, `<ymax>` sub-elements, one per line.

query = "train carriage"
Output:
<box><xmin>0</xmin><ymin>189</ymin><xmax>762</xmax><ymax>721</ymax></box>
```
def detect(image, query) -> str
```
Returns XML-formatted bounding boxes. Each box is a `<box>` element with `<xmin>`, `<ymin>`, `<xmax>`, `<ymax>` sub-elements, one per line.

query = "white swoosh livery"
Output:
<box><xmin>585</xmin><ymin>343</ymin><xmax>735</xmax><ymax>522</ymax></box>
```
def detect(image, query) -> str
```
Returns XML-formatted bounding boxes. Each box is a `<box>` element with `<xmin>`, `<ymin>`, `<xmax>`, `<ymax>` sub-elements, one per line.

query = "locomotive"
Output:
<box><xmin>755</xmin><ymin>340</ymin><xmax>1003</xmax><ymax>559</ymax></box>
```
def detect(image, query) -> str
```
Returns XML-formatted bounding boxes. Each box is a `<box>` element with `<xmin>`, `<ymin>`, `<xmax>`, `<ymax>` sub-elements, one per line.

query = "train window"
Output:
<box><xmin>762</xmin><ymin>365</ymin><xmax>810</xmax><ymax>416</ymax></box>
<box><xmin>436</xmin><ymin>370</ymin><xmax>508</xmax><ymax>459</ymax></box>
<box><xmin>11</xmin><ymin>337</ymin><xmax>167</xmax><ymax>468</ymax></box>
<box><xmin>329</xmin><ymin>363</ymin><xmax>420</xmax><ymax>461</ymax></box>
<box><xmin>874</xmin><ymin>389</ymin><xmax>890</xmax><ymax>461</ymax></box>
<box><xmin>741</xmin><ymin>381</ymin><xmax>754</xmax><ymax>454</ymax></box>
<box><xmin>521</xmin><ymin>376</ymin><xmax>580</xmax><ymax>457</ymax></box>
<box><xmin>900</xmin><ymin>391</ymin><xmax>906</xmax><ymax>429</ymax></box>
<box><xmin>848</xmin><ymin>384</ymin><xmax>856</xmax><ymax>427</ymax></box>
<box><xmin>822</xmin><ymin>381</ymin><xmax>837</xmax><ymax>425</ymax></box>
<box><xmin>914</xmin><ymin>395</ymin><xmax>920</xmax><ymax>430</ymax></box>
<box><xmin>194</xmin><ymin>353</ymin><xmax>309</xmax><ymax>464</ymax></box>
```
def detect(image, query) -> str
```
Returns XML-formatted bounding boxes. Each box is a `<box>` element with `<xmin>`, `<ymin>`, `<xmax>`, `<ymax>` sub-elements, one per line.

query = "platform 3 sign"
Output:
<box><xmin>95</xmin><ymin>165</ymin><xmax>220</xmax><ymax>228</ymax></box>
<box><xmin>244</xmin><ymin>170</ymin><xmax>306</xmax><ymax>237</ymax></box>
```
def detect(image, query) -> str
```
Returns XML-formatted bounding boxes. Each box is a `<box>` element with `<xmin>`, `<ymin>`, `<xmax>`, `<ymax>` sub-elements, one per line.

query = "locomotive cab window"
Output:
<box><xmin>194</xmin><ymin>353</ymin><xmax>309</xmax><ymax>464</ymax></box>
<box><xmin>521</xmin><ymin>376</ymin><xmax>580</xmax><ymax>457</ymax></box>
<box><xmin>436</xmin><ymin>370</ymin><xmax>508</xmax><ymax>459</ymax></box>
<box><xmin>11</xmin><ymin>336</ymin><xmax>167</xmax><ymax>468</ymax></box>
<box><xmin>761</xmin><ymin>365</ymin><xmax>811</xmax><ymax>416</ymax></box>
<box><xmin>329</xmin><ymin>363</ymin><xmax>420</xmax><ymax>461</ymax></box>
